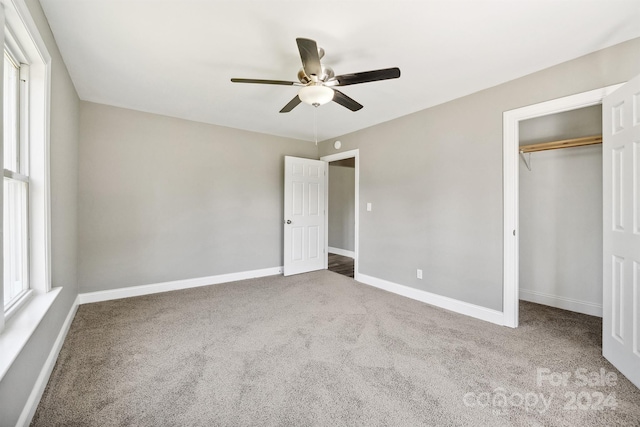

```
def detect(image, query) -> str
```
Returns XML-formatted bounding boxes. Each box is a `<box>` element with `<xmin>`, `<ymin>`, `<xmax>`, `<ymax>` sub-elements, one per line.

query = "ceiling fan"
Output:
<box><xmin>231</xmin><ymin>38</ymin><xmax>400</xmax><ymax>113</ymax></box>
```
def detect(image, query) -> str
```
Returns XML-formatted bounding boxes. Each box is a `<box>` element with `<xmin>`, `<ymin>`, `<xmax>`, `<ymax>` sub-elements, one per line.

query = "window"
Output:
<box><xmin>3</xmin><ymin>47</ymin><xmax>30</xmax><ymax>311</ymax></box>
<box><xmin>0</xmin><ymin>0</ymin><xmax>52</xmax><ymax>328</ymax></box>
<box><xmin>0</xmin><ymin>0</ymin><xmax>55</xmax><ymax>383</ymax></box>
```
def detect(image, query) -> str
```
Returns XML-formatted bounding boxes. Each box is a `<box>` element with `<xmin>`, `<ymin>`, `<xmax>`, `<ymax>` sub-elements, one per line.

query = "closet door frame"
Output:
<box><xmin>502</xmin><ymin>83</ymin><xmax>622</xmax><ymax>328</ymax></box>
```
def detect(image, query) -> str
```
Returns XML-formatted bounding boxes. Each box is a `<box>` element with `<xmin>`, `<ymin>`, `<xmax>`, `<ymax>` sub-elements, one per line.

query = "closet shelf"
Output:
<box><xmin>519</xmin><ymin>135</ymin><xmax>602</xmax><ymax>153</ymax></box>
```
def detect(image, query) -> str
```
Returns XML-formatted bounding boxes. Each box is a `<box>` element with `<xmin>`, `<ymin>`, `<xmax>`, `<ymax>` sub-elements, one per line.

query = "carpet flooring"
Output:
<box><xmin>32</xmin><ymin>271</ymin><xmax>640</xmax><ymax>426</ymax></box>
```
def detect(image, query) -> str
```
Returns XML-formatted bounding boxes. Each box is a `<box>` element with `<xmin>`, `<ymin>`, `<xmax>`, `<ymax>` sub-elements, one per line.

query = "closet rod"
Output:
<box><xmin>519</xmin><ymin>135</ymin><xmax>602</xmax><ymax>153</ymax></box>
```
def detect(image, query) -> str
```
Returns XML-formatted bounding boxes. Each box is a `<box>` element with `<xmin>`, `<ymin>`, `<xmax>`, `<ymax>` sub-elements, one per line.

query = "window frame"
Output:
<box><xmin>4</xmin><ymin>41</ymin><xmax>32</xmax><ymax>313</ymax></box>
<box><xmin>0</xmin><ymin>0</ymin><xmax>52</xmax><ymax>327</ymax></box>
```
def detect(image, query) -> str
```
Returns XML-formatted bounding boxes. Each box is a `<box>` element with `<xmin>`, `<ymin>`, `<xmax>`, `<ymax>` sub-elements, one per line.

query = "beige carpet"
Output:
<box><xmin>32</xmin><ymin>271</ymin><xmax>640</xmax><ymax>426</ymax></box>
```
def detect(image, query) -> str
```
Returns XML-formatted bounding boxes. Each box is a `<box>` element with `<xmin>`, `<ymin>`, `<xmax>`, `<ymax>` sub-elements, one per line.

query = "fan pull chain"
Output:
<box><xmin>314</xmin><ymin>107</ymin><xmax>318</xmax><ymax>145</ymax></box>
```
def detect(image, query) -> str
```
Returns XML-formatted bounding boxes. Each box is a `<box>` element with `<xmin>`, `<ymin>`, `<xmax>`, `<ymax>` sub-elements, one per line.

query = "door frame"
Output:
<box><xmin>502</xmin><ymin>84</ymin><xmax>623</xmax><ymax>328</ymax></box>
<box><xmin>321</xmin><ymin>149</ymin><xmax>360</xmax><ymax>281</ymax></box>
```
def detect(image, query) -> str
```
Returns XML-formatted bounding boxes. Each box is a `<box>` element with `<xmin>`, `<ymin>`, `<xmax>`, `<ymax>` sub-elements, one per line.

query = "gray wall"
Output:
<box><xmin>519</xmin><ymin>106</ymin><xmax>603</xmax><ymax>312</ymax></box>
<box><xmin>328</xmin><ymin>164</ymin><xmax>355</xmax><ymax>253</ymax></box>
<box><xmin>519</xmin><ymin>105</ymin><xmax>603</xmax><ymax>144</ymax></box>
<box><xmin>318</xmin><ymin>38</ymin><xmax>640</xmax><ymax>311</ymax></box>
<box><xmin>0</xmin><ymin>0</ymin><xmax>80</xmax><ymax>425</ymax></box>
<box><xmin>78</xmin><ymin>102</ymin><xmax>317</xmax><ymax>293</ymax></box>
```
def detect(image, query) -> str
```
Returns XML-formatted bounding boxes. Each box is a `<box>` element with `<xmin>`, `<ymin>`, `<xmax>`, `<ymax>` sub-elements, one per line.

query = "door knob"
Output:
<box><xmin>286</xmin><ymin>220</ymin><xmax>292</xmax><ymax>224</ymax></box>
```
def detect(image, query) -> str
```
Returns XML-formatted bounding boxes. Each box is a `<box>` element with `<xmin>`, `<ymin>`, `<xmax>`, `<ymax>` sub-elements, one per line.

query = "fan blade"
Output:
<box><xmin>280</xmin><ymin>95</ymin><xmax>302</xmax><ymax>113</ymax></box>
<box><xmin>330</xmin><ymin>67</ymin><xmax>401</xmax><ymax>87</ymax></box>
<box><xmin>332</xmin><ymin>90</ymin><xmax>363</xmax><ymax>111</ymax></box>
<box><xmin>231</xmin><ymin>78</ymin><xmax>300</xmax><ymax>86</ymax></box>
<box><xmin>296</xmin><ymin>38</ymin><xmax>322</xmax><ymax>80</ymax></box>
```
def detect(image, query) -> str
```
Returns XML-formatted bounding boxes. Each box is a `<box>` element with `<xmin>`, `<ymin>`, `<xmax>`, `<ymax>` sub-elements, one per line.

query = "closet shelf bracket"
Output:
<box><xmin>520</xmin><ymin>151</ymin><xmax>532</xmax><ymax>171</ymax></box>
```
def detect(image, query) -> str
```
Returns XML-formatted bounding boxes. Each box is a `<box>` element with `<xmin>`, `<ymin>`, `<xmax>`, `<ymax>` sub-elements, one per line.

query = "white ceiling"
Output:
<box><xmin>39</xmin><ymin>0</ymin><xmax>640</xmax><ymax>142</ymax></box>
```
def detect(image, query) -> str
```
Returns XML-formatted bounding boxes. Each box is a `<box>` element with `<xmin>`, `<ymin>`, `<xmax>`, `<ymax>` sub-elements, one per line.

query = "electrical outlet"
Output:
<box><xmin>417</xmin><ymin>269</ymin><xmax>423</xmax><ymax>279</ymax></box>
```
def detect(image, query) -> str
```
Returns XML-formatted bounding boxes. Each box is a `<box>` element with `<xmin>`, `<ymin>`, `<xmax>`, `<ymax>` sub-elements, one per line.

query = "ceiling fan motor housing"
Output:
<box><xmin>298</xmin><ymin>65</ymin><xmax>335</xmax><ymax>84</ymax></box>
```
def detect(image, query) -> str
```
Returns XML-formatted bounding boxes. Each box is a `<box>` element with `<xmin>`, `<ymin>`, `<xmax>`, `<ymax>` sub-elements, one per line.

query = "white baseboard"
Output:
<box><xmin>357</xmin><ymin>274</ymin><xmax>505</xmax><ymax>326</ymax></box>
<box><xmin>17</xmin><ymin>295</ymin><xmax>80</xmax><ymax>427</ymax></box>
<box><xmin>328</xmin><ymin>247</ymin><xmax>355</xmax><ymax>258</ymax></box>
<box><xmin>520</xmin><ymin>288</ymin><xmax>602</xmax><ymax>317</ymax></box>
<box><xmin>78</xmin><ymin>266</ymin><xmax>283</xmax><ymax>305</ymax></box>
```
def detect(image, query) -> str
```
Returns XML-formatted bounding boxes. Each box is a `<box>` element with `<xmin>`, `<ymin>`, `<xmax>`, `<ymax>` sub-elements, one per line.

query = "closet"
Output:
<box><xmin>518</xmin><ymin>105</ymin><xmax>603</xmax><ymax>316</ymax></box>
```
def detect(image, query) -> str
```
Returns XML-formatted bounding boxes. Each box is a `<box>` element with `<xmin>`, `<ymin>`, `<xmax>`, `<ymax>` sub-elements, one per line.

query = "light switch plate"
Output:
<box><xmin>367</xmin><ymin>203</ymin><xmax>372</xmax><ymax>211</ymax></box>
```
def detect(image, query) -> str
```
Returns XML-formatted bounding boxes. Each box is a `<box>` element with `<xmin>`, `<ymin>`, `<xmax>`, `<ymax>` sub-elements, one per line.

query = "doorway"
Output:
<box><xmin>321</xmin><ymin>149</ymin><xmax>360</xmax><ymax>280</ymax></box>
<box><xmin>502</xmin><ymin>84</ymin><xmax>623</xmax><ymax>328</ymax></box>
<box><xmin>518</xmin><ymin>106</ymin><xmax>603</xmax><ymax>316</ymax></box>
<box><xmin>327</xmin><ymin>157</ymin><xmax>355</xmax><ymax>277</ymax></box>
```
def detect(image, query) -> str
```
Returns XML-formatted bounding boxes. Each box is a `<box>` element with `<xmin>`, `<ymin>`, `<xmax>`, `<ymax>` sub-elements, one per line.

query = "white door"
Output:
<box><xmin>283</xmin><ymin>156</ymin><xmax>325</xmax><ymax>276</ymax></box>
<box><xmin>602</xmin><ymin>74</ymin><xmax>640</xmax><ymax>388</ymax></box>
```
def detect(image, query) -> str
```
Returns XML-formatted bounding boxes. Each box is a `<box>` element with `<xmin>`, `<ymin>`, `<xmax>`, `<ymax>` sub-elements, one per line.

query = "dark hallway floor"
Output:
<box><xmin>328</xmin><ymin>253</ymin><xmax>354</xmax><ymax>278</ymax></box>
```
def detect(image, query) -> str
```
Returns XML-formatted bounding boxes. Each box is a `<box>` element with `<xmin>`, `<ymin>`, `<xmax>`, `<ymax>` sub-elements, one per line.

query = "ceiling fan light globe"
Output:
<box><xmin>298</xmin><ymin>85</ymin><xmax>334</xmax><ymax>107</ymax></box>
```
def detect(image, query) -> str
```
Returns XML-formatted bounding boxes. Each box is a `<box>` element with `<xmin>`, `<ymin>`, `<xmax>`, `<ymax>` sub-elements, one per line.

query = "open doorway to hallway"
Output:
<box><xmin>321</xmin><ymin>149</ymin><xmax>360</xmax><ymax>280</ymax></box>
<box><xmin>327</xmin><ymin>157</ymin><xmax>355</xmax><ymax>278</ymax></box>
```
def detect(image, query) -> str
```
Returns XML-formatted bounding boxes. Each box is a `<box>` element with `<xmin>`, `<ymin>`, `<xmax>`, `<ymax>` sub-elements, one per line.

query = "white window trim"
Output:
<box><xmin>3</xmin><ymin>0</ymin><xmax>52</xmax><ymax>298</ymax></box>
<box><xmin>0</xmin><ymin>0</ymin><xmax>54</xmax><ymax>381</ymax></box>
<box><xmin>4</xmin><ymin>34</ymin><xmax>31</xmax><ymax>314</ymax></box>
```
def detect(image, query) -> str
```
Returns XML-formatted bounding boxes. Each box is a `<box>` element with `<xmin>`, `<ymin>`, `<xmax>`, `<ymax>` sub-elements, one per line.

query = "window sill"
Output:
<box><xmin>0</xmin><ymin>287</ymin><xmax>62</xmax><ymax>381</ymax></box>
<box><xmin>5</xmin><ymin>289</ymin><xmax>34</xmax><ymax>322</ymax></box>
